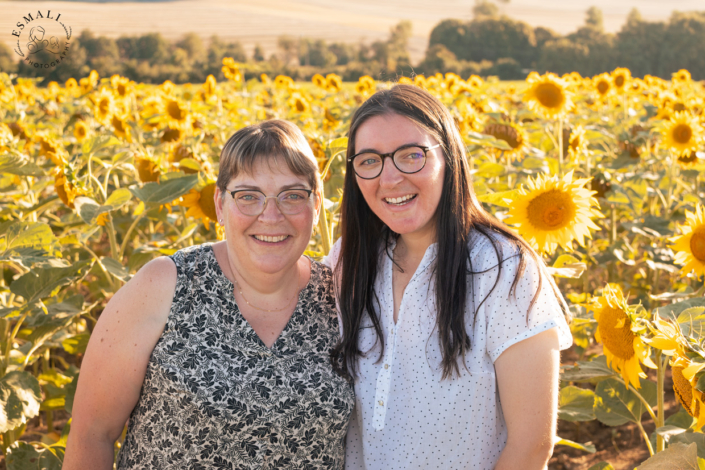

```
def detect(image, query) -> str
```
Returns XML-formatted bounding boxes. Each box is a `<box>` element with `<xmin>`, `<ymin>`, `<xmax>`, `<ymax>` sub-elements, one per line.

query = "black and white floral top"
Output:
<box><xmin>117</xmin><ymin>243</ymin><xmax>355</xmax><ymax>470</ymax></box>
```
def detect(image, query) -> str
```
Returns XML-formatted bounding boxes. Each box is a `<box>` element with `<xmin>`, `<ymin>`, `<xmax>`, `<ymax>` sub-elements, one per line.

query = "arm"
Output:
<box><xmin>493</xmin><ymin>327</ymin><xmax>561</xmax><ymax>470</ymax></box>
<box><xmin>62</xmin><ymin>257</ymin><xmax>177</xmax><ymax>470</ymax></box>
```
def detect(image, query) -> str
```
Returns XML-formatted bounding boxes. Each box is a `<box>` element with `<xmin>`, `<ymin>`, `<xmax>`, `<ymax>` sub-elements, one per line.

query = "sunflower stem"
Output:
<box><xmin>612</xmin><ymin>375</ymin><xmax>658</xmax><ymax>422</ymax></box>
<box><xmin>656</xmin><ymin>350</ymin><xmax>666</xmax><ymax>453</ymax></box>
<box><xmin>557</xmin><ymin>119</ymin><xmax>564</xmax><ymax>177</ymax></box>
<box><xmin>667</xmin><ymin>152</ymin><xmax>677</xmax><ymax>214</ymax></box>
<box><xmin>636</xmin><ymin>419</ymin><xmax>655</xmax><ymax>457</ymax></box>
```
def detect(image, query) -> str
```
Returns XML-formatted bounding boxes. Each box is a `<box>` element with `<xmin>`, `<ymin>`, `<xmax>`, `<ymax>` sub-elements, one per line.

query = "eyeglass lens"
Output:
<box><xmin>233</xmin><ymin>190</ymin><xmax>311</xmax><ymax>216</ymax></box>
<box><xmin>352</xmin><ymin>146</ymin><xmax>426</xmax><ymax>179</ymax></box>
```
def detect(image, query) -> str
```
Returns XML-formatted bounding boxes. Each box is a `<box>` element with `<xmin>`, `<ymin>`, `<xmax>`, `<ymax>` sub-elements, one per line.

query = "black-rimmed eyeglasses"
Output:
<box><xmin>226</xmin><ymin>188</ymin><xmax>314</xmax><ymax>216</ymax></box>
<box><xmin>348</xmin><ymin>143</ymin><xmax>442</xmax><ymax>179</ymax></box>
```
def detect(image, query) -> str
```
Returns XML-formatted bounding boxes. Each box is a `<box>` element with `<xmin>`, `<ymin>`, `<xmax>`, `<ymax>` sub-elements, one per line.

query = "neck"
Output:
<box><xmin>218</xmin><ymin>243</ymin><xmax>303</xmax><ymax>296</ymax></box>
<box><xmin>396</xmin><ymin>225</ymin><xmax>437</xmax><ymax>263</ymax></box>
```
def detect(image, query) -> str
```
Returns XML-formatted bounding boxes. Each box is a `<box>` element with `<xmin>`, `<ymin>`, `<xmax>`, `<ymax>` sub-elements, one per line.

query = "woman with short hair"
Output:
<box><xmin>64</xmin><ymin>119</ymin><xmax>355</xmax><ymax>469</ymax></box>
<box><xmin>325</xmin><ymin>85</ymin><xmax>572</xmax><ymax>470</ymax></box>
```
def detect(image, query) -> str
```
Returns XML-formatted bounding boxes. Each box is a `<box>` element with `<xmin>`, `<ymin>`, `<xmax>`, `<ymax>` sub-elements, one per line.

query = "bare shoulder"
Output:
<box><xmin>95</xmin><ymin>256</ymin><xmax>177</xmax><ymax>339</ymax></box>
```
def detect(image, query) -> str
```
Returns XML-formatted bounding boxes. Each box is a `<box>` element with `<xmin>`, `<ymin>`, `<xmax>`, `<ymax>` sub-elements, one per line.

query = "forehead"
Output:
<box><xmin>227</xmin><ymin>157</ymin><xmax>309</xmax><ymax>188</ymax></box>
<box><xmin>355</xmin><ymin>113</ymin><xmax>434</xmax><ymax>154</ymax></box>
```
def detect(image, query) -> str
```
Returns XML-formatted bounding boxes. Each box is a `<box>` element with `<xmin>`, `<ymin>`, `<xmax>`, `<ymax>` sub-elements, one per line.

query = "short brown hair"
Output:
<box><xmin>216</xmin><ymin>120</ymin><xmax>320</xmax><ymax>196</ymax></box>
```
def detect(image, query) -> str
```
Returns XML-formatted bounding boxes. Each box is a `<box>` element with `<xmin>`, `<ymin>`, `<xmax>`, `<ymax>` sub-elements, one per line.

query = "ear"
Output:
<box><xmin>214</xmin><ymin>186</ymin><xmax>225</xmax><ymax>224</ymax></box>
<box><xmin>313</xmin><ymin>188</ymin><xmax>323</xmax><ymax>227</ymax></box>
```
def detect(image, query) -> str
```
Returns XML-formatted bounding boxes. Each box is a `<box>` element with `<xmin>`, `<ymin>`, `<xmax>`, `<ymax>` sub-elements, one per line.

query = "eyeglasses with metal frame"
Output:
<box><xmin>347</xmin><ymin>143</ymin><xmax>442</xmax><ymax>179</ymax></box>
<box><xmin>225</xmin><ymin>188</ymin><xmax>314</xmax><ymax>216</ymax></box>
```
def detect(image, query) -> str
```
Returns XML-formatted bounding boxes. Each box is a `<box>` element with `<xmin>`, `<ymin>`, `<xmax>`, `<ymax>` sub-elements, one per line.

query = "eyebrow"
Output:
<box><xmin>228</xmin><ymin>183</ymin><xmax>311</xmax><ymax>191</ymax></box>
<box><xmin>354</xmin><ymin>142</ymin><xmax>425</xmax><ymax>155</ymax></box>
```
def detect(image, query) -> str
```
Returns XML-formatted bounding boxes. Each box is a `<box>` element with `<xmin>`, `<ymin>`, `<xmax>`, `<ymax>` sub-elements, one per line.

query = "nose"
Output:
<box><xmin>378</xmin><ymin>156</ymin><xmax>404</xmax><ymax>188</ymax></box>
<box><xmin>258</xmin><ymin>197</ymin><xmax>286</xmax><ymax>223</ymax></box>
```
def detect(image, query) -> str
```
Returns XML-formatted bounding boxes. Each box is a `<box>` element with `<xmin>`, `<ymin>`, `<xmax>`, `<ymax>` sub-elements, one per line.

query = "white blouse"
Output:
<box><xmin>323</xmin><ymin>229</ymin><xmax>572</xmax><ymax>470</ymax></box>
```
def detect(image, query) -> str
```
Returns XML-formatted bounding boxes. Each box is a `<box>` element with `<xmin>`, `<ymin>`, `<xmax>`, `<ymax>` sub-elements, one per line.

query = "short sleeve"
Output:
<box><xmin>321</xmin><ymin>237</ymin><xmax>342</xmax><ymax>270</ymax></box>
<box><xmin>476</xmin><ymin>237</ymin><xmax>573</xmax><ymax>363</ymax></box>
<box><xmin>320</xmin><ymin>237</ymin><xmax>344</xmax><ymax>336</ymax></box>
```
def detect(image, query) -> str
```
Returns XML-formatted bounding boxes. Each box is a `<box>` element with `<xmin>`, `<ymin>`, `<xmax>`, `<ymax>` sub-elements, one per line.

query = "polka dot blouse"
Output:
<box><xmin>323</xmin><ymin>229</ymin><xmax>572</xmax><ymax>470</ymax></box>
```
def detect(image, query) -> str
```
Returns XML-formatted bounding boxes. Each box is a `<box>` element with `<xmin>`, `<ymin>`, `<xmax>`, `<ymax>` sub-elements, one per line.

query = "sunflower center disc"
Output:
<box><xmin>615</xmin><ymin>76</ymin><xmax>625</xmax><ymax>88</ymax></box>
<box><xmin>597</xmin><ymin>81</ymin><xmax>609</xmax><ymax>95</ymax></box>
<box><xmin>690</xmin><ymin>227</ymin><xmax>705</xmax><ymax>262</ymax></box>
<box><xmin>535</xmin><ymin>83</ymin><xmax>563</xmax><ymax>109</ymax></box>
<box><xmin>673</xmin><ymin>124</ymin><xmax>693</xmax><ymax>144</ymax></box>
<box><xmin>598</xmin><ymin>306</ymin><xmax>636</xmax><ymax>361</ymax></box>
<box><xmin>526</xmin><ymin>190</ymin><xmax>575</xmax><ymax>230</ymax></box>
<box><xmin>672</xmin><ymin>365</ymin><xmax>697</xmax><ymax>417</ymax></box>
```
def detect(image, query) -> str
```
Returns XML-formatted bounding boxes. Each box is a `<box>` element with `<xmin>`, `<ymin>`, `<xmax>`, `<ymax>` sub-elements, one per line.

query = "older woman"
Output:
<box><xmin>63</xmin><ymin>120</ymin><xmax>355</xmax><ymax>469</ymax></box>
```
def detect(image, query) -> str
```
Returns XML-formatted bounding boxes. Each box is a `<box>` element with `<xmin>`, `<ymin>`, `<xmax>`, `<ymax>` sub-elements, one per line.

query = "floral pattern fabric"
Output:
<box><xmin>117</xmin><ymin>243</ymin><xmax>355</xmax><ymax>470</ymax></box>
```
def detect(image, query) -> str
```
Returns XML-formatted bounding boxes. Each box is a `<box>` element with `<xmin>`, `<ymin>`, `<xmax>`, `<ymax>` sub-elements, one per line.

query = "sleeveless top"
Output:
<box><xmin>117</xmin><ymin>243</ymin><xmax>355</xmax><ymax>470</ymax></box>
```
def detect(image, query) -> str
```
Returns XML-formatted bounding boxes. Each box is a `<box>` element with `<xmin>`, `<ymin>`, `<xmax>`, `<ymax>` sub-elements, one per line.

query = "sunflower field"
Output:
<box><xmin>0</xmin><ymin>60</ymin><xmax>704</xmax><ymax>469</ymax></box>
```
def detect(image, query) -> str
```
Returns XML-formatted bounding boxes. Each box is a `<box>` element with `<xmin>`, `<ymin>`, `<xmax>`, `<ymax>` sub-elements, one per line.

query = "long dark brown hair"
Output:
<box><xmin>333</xmin><ymin>84</ymin><xmax>569</xmax><ymax>380</ymax></box>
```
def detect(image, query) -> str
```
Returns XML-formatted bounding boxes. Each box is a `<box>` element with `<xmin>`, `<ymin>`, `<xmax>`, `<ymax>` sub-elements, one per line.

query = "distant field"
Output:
<box><xmin>2</xmin><ymin>0</ymin><xmax>703</xmax><ymax>65</ymax></box>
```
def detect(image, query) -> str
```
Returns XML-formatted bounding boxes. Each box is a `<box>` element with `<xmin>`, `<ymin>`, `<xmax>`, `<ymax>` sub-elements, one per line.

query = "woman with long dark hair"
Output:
<box><xmin>324</xmin><ymin>84</ymin><xmax>572</xmax><ymax>469</ymax></box>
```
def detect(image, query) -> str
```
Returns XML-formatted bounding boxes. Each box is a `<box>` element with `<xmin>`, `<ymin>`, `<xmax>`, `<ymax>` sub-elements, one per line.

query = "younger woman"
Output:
<box><xmin>325</xmin><ymin>85</ymin><xmax>572</xmax><ymax>470</ymax></box>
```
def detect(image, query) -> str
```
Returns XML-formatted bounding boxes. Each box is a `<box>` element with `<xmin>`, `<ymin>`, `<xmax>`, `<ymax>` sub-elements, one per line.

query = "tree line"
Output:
<box><xmin>1</xmin><ymin>4</ymin><xmax>705</xmax><ymax>83</ymax></box>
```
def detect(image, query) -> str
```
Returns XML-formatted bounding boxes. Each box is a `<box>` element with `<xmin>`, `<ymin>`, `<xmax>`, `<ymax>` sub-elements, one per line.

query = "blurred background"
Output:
<box><xmin>2</xmin><ymin>0</ymin><xmax>705</xmax><ymax>82</ymax></box>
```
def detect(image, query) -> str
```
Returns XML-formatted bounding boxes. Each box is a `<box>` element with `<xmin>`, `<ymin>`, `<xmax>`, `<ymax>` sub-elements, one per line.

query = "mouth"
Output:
<box><xmin>251</xmin><ymin>235</ymin><xmax>290</xmax><ymax>244</ymax></box>
<box><xmin>383</xmin><ymin>194</ymin><xmax>417</xmax><ymax>206</ymax></box>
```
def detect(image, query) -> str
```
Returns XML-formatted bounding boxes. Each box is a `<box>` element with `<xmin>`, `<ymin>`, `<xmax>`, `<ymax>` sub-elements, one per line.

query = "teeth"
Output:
<box><xmin>254</xmin><ymin>235</ymin><xmax>288</xmax><ymax>243</ymax></box>
<box><xmin>385</xmin><ymin>194</ymin><xmax>415</xmax><ymax>204</ymax></box>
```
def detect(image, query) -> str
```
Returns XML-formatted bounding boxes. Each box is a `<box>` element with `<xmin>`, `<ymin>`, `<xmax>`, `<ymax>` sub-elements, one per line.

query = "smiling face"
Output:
<box><xmin>215</xmin><ymin>159</ymin><xmax>320</xmax><ymax>275</ymax></box>
<box><xmin>353</xmin><ymin>113</ymin><xmax>446</xmax><ymax>241</ymax></box>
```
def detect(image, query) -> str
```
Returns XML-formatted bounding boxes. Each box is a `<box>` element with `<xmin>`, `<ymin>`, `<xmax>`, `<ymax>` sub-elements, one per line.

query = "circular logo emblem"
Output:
<box><xmin>12</xmin><ymin>10</ymin><xmax>72</xmax><ymax>69</ymax></box>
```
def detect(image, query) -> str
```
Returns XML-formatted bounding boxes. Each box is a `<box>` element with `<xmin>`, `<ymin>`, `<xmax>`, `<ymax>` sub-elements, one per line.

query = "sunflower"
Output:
<box><xmin>482</xmin><ymin>121</ymin><xmax>528</xmax><ymax>161</ymax></box>
<box><xmin>93</xmin><ymin>88</ymin><xmax>115</xmax><ymax>125</ymax></box>
<box><xmin>413</xmin><ymin>75</ymin><xmax>428</xmax><ymax>88</ymax></box>
<box><xmin>523</xmin><ymin>72</ymin><xmax>573</xmax><ymax>119</ymax></box>
<box><xmin>54</xmin><ymin>166</ymin><xmax>86</xmax><ymax>209</ymax></box>
<box><xmin>37</xmin><ymin>134</ymin><xmax>67</xmax><ymax>165</ymax></box>
<box><xmin>274</xmin><ymin>75</ymin><xmax>294</xmax><ymax>90</ymax></box>
<box><xmin>323</xmin><ymin>108</ymin><xmax>339</xmax><ymax>132</ymax></box>
<box><xmin>161</xmin><ymin>127</ymin><xmax>183</xmax><ymax>143</ymax></box>
<box><xmin>677</xmin><ymin>151</ymin><xmax>700</xmax><ymax>167</ymax></box>
<box><xmin>178</xmin><ymin>183</ymin><xmax>218</xmax><ymax>228</ymax></box>
<box><xmin>326</xmin><ymin>74</ymin><xmax>343</xmax><ymax>93</ymax></box>
<box><xmin>203</xmin><ymin>74</ymin><xmax>217</xmax><ymax>99</ymax></box>
<box><xmin>670</xmin><ymin>204</ymin><xmax>705</xmax><ymax>278</ymax></box>
<box><xmin>628</xmin><ymin>78</ymin><xmax>647</xmax><ymax>95</ymax></box>
<box><xmin>110</xmin><ymin>75</ymin><xmax>133</xmax><ymax>99</ymax></box>
<box><xmin>592</xmin><ymin>284</ymin><xmax>651</xmax><ymax>389</ymax></box>
<box><xmin>162</xmin><ymin>98</ymin><xmax>192</xmax><ymax>130</ymax></box>
<box><xmin>356</xmin><ymin>75</ymin><xmax>375</xmax><ymax>95</ymax></box>
<box><xmin>111</xmin><ymin>113</ymin><xmax>132</xmax><ymax>141</ymax></box>
<box><xmin>65</xmin><ymin>78</ymin><xmax>79</xmax><ymax>95</ymax></box>
<box><xmin>134</xmin><ymin>155</ymin><xmax>160</xmax><ymax>183</ymax></box>
<box><xmin>592</xmin><ymin>73</ymin><xmax>612</xmax><ymax>100</ymax></box>
<box><xmin>74</xmin><ymin>120</ymin><xmax>88</xmax><ymax>142</ymax></box>
<box><xmin>467</xmin><ymin>75</ymin><xmax>484</xmax><ymax>89</ymax></box>
<box><xmin>159</xmin><ymin>80</ymin><xmax>176</xmax><ymax>96</ymax></box>
<box><xmin>670</xmin><ymin>349</ymin><xmax>705</xmax><ymax>431</ymax></box>
<box><xmin>311</xmin><ymin>74</ymin><xmax>326</xmax><ymax>89</ymax></box>
<box><xmin>661</xmin><ymin>112</ymin><xmax>703</xmax><ymax>157</ymax></box>
<box><xmin>611</xmin><ymin>68</ymin><xmax>631</xmax><ymax>93</ymax></box>
<box><xmin>398</xmin><ymin>76</ymin><xmax>413</xmax><ymax>85</ymax></box>
<box><xmin>504</xmin><ymin>170</ymin><xmax>603</xmax><ymax>255</ymax></box>
<box><xmin>260</xmin><ymin>74</ymin><xmax>271</xmax><ymax>86</ymax></box>
<box><xmin>673</xmin><ymin>69</ymin><xmax>692</xmax><ymax>85</ymax></box>
<box><xmin>222</xmin><ymin>58</ymin><xmax>242</xmax><ymax>83</ymax></box>
<box><xmin>287</xmin><ymin>93</ymin><xmax>310</xmax><ymax>114</ymax></box>
<box><xmin>563</xmin><ymin>126</ymin><xmax>588</xmax><ymax>159</ymax></box>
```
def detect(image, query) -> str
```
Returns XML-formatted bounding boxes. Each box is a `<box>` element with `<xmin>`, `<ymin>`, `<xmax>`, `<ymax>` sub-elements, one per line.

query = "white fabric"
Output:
<box><xmin>322</xmin><ymin>229</ymin><xmax>572</xmax><ymax>470</ymax></box>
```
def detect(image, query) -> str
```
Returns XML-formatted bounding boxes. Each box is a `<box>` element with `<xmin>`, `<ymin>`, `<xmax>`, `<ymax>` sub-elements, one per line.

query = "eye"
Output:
<box><xmin>237</xmin><ymin>192</ymin><xmax>260</xmax><ymax>202</ymax></box>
